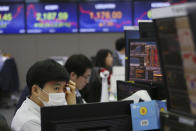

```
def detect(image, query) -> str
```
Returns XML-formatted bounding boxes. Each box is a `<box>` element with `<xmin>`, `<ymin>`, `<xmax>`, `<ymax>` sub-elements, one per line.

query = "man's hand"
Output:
<box><xmin>65</xmin><ymin>80</ymin><xmax>76</xmax><ymax>105</ymax></box>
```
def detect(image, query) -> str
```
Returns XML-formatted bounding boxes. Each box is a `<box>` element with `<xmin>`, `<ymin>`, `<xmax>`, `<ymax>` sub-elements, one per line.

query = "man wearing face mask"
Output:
<box><xmin>11</xmin><ymin>59</ymin><xmax>76</xmax><ymax>131</ymax></box>
<box><xmin>15</xmin><ymin>54</ymin><xmax>93</xmax><ymax>111</ymax></box>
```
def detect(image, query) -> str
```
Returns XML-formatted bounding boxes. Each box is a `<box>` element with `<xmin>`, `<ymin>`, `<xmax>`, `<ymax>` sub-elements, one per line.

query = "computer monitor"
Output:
<box><xmin>26</xmin><ymin>2</ymin><xmax>78</xmax><ymax>33</ymax></box>
<box><xmin>124</xmin><ymin>26</ymin><xmax>140</xmax><ymax>38</ymax></box>
<box><xmin>124</xmin><ymin>26</ymin><xmax>140</xmax><ymax>70</ymax></box>
<box><xmin>0</xmin><ymin>3</ymin><xmax>25</xmax><ymax>34</ymax></box>
<box><xmin>117</xmin><ymin>80</ymin><xmax>166</xmax><ymax>100</ymax></box>
<box><xmin>0</xmin><ymin>0</ymin><xmax>24</xmax><ymax>2</ymax></box>
<box><xmin>138</xmin><ymin>21</ymin><xmax>156</xmax><ymax>39</ymax></box>
<box><xmin>79</xmin><ymin>1</ymin><xmax>132</xmax><ymax>33</ymax></box>
<box><xmin>41</xmin><ymin>101</ymin><xmax>133</xmax><ymax>131</ymax></box>
<box><xmin>134</xmin><ymin>1</ymin><xmax>170</xmax><ymax>25</ymax></box>
<box><xmin>117</xmin><ymin>80</ymin><xmax>148</xmax><ymax>100</ymax></box>
<box><xmin>152</xmin><ymin>3</ymin><xmax>196</xmax><ymax>116</ymax></box>
<box><xmin>124</xmin><ymin>26</ymin><xmax>140</xmax><ymax>44</ymax></box>
<box><xmin>125</xmin><ymin>38</ymin><xmax>163</xmax><ymax>83</ymax></box>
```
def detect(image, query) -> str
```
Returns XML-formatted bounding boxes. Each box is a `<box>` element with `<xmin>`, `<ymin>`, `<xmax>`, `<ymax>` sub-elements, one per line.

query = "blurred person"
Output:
<box><xmin>82</xmin><ymin>49</ymin><xmax>113</xmax><ymax>103</ymax></box>
<box><xmin>95</xmin><ymin>49</ymin><xmax>113</xmax><ymax>72</ymax></box>
<box><xmin>113</xmin><ymin>37</ymin><xmax>126</xmax><ymax>66</ymax></box>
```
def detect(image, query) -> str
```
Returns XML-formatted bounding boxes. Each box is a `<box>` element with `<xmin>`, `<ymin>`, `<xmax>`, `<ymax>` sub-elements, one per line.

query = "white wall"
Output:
<box><xmin>0</xmin><ymin>33</ymin><xmax>123</xmax><ymax>89</ymax></box>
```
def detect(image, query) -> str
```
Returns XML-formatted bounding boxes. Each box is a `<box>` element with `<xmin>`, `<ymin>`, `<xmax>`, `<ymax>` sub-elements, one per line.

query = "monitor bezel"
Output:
<box><xmin>41</xmin><ymin>100</ymin><xmax>133</xmax><ymax>131</ymax></box>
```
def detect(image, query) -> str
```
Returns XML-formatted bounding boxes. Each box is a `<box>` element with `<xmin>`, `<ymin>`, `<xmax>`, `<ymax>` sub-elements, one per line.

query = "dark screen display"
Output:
<box><xmin>155</xmin><ymin>16</ymin><xmax>196</xmax><ymax>114</ymax></box>
<box><xmin>129</xmin><ymin>41</ymin><xmax>162</xmax><ymax>82</ymax></box>
<box><xmin>79</xmin><ymin>2</ymin><xmax>132</xmax><ymax>32</ymax></box>
<box><xmin>0</xmin><ymin>4</ymin><xmax>25</xmax><ymax>34</ymax></box>
<box><xmin>80</xmin><ymin>128</ymin><xmax>108</xmax><ymax>131</ymax></box>
<box><xmin>117</xmin><ymin>81</ymin><xmax>149</xmax><ymax>100</ymax></box>
<box><xmin>117</xmin><ymin>81</ymin><xmax>138</xmax><ymax>100</ymax></box>
<box><xmin>26</xmin><ymin>3</ymin><xmax>78</xmax><ymax>33</ymax></box>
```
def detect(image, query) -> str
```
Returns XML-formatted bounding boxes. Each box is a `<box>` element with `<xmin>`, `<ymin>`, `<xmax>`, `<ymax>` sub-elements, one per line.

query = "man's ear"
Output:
<box><xmin>70</xmin><ymin>72</ymin><xmax>77</xmax><ymax>81</ymax></box>
<box><xmin>31</xmin><ymin>85</ymin><xmax>40</xmax><ymax>97</ymax></box>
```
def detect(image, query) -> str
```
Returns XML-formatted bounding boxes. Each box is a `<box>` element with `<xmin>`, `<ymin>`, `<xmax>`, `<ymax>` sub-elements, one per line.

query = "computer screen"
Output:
<box><xmin>0</xmin><ymin>0</ymin><xmax>24</xmax><ymax>2</ymax></box>
<box><xmin>26</xmin><ymin>3</ymin><xmax>78</xmax><ymax>33</ymax></box>
<box><xmin>170</xmin><ymin>0</ymin><xmax>189</xmax><ymax>4</ymax></box>
<box><xmin>117</xmin><ymin>80</ymin><xmax>148</xmax><ymax>100</ymax></box>
<box><xmin>124</xmin><ymin>26</ymin><xmax>140</xmax><ymax>40</ymax></box>
<box><xmin>0</xmin><ymin>3</ymin><xmax>25</xmax><ymax>34</ymax></box>
<box><xmin>155</xmin><ymin>16</ymin><xmax>195</xmax><ymax>115</ymax></box>
<box><xmin>134</xmin><ymin>1</ymin><xmax>151</xmax><ymax>25</ymax></box>
<box><xmin>126</xmin><ymin>38</ymin><xmax>162</xmax><ymax>83</ymax></box>
<box><xmin>117</xmin><ymin>80</ymin><xmax>166</xmax><ymax>100</ymax></box>
<box><xmin>160</xmin><ymin>112</ymin><xmax>196</xmax><ymax>131</ymax></box>
<box><xmin>134</xmin><ymin>1</ymin><xmax>170</xmax><ymax>25</ymax></box>
<box><xmin>79</xmin><ymin>2</ymin><xmax>132</xmax><ymax>33</ymax></box>
<box><xmin>41</xmin><ymin>101</ymin><xmax>132</xmax><ymax>131</ymax></box>
<box><xmin>124</xmin><ymin>26</ymin><xmax>140</xmax><ymax>61</ymax></box>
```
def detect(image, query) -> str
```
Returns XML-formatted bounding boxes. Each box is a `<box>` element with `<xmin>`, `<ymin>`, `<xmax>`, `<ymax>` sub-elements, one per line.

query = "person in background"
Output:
<box><xmin>11</xmin><ymin>59</ymin><xmax>76</xmax><ymax>131</ymax></box>
<box><xmin>82</xmin><ymin>49</ymin><xmax>113</xmax><ymax>103</ymax></box>
<box><xmin>65</xmin><ymin>54</ymin><xmax>93</xmax><ymax>104</ymax></box>
<box><xmin>95</xmin><ymin>49</ymin><xmax>113</xmax><ymax>72</ymax></box>
<box><xmin>113</xmin><ymin>37</ymin><xmax>126</xmax><ymax>66</ymax></box>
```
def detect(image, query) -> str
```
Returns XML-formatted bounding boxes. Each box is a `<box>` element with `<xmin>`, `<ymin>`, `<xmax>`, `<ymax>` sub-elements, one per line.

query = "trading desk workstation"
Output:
<box><xmin>41</xmin><ymin>3</ymin><xmax>196</xmax><ymax>131</ymax></box>
<box><xmin>1</xmin><ymin>0</ymin><xmax>196</xmax><ymax>131</ymax></box>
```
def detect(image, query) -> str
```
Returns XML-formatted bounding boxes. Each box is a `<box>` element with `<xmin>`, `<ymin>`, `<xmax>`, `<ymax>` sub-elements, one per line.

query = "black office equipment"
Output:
<box><xmin>139</xmin><ymin>21</ymin><xmax>156</xmax><ymax>39</ymax></box>
<box><xmin>152</xmin><ymin>3</ymin><xmax>196</xmax><ymax>117</ymax></box>
<box><xmin>160</xmin><ymin>112</ymin><xmax>196</xmax><ymax>131</ymax></box>
<box><xmin>117</xmin><ymin>80</ymin><xmax>145</xmax><ymax>100</ymax></box>
<box><xmin>124</xmin><ymin>26</ymin><xmax>140</xmax><ymax>41</ymax></box>
<box><xmin>41</xmin><ymin>100</ymin><xmax>133</xmax><ymax>131</ymax></box>
<box><xmin>117</xmin><ymin>80</ymin><xmax>166</xmax><ymax>101</ymax></box>
<box><xmin>124</xmin><ymin>26</ymin><xmax>140</xmax><ymax>68</ymax></box>
<box><xmin>124</xmin><ymin>37</ymin><xmax>167</xmax><ymax>100</ymax></box>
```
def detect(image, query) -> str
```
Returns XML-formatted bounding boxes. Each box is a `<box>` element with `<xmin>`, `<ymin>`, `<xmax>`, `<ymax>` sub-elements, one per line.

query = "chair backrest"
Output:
<box><xmin>0</xmin><ymin>114</ymin><xmax>11</xmax><ymax>131</ymax></box>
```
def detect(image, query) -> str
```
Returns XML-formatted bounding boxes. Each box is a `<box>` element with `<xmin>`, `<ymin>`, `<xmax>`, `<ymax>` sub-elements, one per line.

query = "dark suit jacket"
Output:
<box><xmin>80</xmin><ymin>67</ymin><xmax>102</xmax><ymax>103</ymax></box>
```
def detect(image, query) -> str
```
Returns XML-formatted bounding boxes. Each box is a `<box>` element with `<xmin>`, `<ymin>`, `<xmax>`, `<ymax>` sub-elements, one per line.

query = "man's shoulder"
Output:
<box><xmin>12</xmin><ymin>119</ymin><xmax>40</xmax><ymax>131</ymax></box>
<box><xmin>21</xmin><ymin>120</ymin><xmax>41</xmax><ymax>131</ymax></box>
<box><xmin>11</xmin><ymin>99</ymin><xmax>40</xmax><ymax>131</ymax></box>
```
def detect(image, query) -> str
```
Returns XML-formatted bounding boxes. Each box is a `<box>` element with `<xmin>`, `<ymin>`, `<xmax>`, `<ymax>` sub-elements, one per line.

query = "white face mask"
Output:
<box><xmin>38</xmin><ymin>89</ymin><xmax>67</xmax><ymax>107</ymax></box>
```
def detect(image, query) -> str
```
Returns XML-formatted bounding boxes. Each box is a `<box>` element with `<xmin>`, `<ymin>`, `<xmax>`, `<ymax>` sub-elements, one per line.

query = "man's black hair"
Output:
<box><xmin>95</xmin><ymin>49</ymin><xmax>112</xmax><ymax>68</ymax></box>
<box><xmin>26</xmin><ymin>59</ymin><xmax>69</xmax><ymax>94</ymax></box>
<box><xmin>65</xmin><ymin>54</ymin><xmax>93</xmax><ymax>76</ymax></box>
<box><xmin>115</xmin><ymin>37</ymin><xmax>126</xmax><ymax>51</ymax></box>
